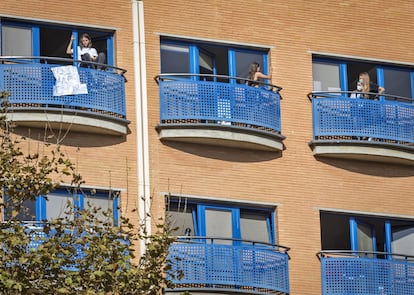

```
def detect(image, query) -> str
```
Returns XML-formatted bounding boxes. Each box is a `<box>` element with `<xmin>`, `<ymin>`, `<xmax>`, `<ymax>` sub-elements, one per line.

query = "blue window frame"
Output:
<box><xmin>4</xmin><ymin>188</ymin><xmax>119</xmax><ymax>225</ymax></box>
<box><xmin>160</xmin><ymin>38</ymin><xmax>271</xmax><ymax>84</ymax></box>
<box><xmin>0</xmin><ymin>19</ymin><xmax>114</xmax><ymax>66</ymax></box>
<box><xmin>166</xmin><ymin>197</ymin><xmax>276</xmax><ymax>245</ymax></box>
<box><xmin>312</xmin><ymin>56</ymin><xmax>414</xmax><ymax>100</ymax></box>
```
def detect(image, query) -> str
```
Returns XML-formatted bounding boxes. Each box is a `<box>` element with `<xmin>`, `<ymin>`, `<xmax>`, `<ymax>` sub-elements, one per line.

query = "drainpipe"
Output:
<box><xmin>132</xmin><ymin>0</ymin><xmax>151</xmax><ymax>256</ymax></box>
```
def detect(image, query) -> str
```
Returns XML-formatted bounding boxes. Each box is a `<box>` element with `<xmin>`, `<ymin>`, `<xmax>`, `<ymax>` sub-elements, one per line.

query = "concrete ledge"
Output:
<box><xmin>310</xmin><ymin>141</ymin><xmax>414</xmax><ymax>165</ymax></box>
<box><xmin>7</xmin><ymin>109</ymin><xmax>129</xmax><ymax>135</ymax></box>
<box><xmin>157</xmin><ymin>124</ymin><xmax>284</xmax><ymax>152</ymax></box>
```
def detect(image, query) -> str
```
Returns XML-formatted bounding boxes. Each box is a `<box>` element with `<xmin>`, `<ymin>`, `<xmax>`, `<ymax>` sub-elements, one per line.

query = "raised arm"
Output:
<box><xmin>66</xmin><ymin>35</ymin><xmax>75</xmax><ymax>55</ymax></box>
<box><xmin>255</xmin><ymin>67</ymin><xmax>273</xmax><ymax>80</ymax></box>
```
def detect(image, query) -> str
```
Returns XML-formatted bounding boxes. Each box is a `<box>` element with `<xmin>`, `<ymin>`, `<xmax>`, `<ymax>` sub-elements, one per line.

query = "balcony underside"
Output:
<box><xmin>7</xmin><ymin>108</ymin><xmax>129</xmax><ymax>135</ymax></box>
<box><xmin>157</xmin><ymin>124</ymin><xmax>285</xmax><ymax>151</ymax></box>
<box><xmin>310</xmin><ymin>140</ymin><xmax>414</xmax><ymax>165</ymax></box>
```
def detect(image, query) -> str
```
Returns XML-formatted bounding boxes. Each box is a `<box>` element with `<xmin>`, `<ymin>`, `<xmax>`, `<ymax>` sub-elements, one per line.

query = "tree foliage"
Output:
<box><xmin>0</xmin><ymin>91</ymin><xmax>180</xmax><ymax>294</ymax></box>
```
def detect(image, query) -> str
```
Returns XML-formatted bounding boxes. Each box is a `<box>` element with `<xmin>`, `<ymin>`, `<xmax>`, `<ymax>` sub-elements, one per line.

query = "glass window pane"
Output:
<box><xmin>199</xmin><ymin>51</ymin><xmax>214</xmax><ymax>73</ymax></box>
<box><xmin>5</xmin><ymin>198</ymin><xmax>36</xmax><ymax>221</ymax></box>
<box><xmin>312</xmin><ymin>62</ymin><xmax>340</xmax><ymax>91</ymax></box>
<box><xmin>357</xmin><ymin>223</ymin><xmax>374</xmax><ymax>252</ymax></box>
<box><xmin>205</xmin><ymin>208</ymin><xmax>232</xmax><ymax>244</ymax></box>
<box><xmin>392</xmin><ymin>226</ymin><xmax>414</xmax><ymax>257</ymax></box>
<box><xmin>84</xmin><ymin>195</ymin><xmax>113</xmax><ymax>223</ymax></box>
<box><xmin>2</xmin><ymin>25</ymin><xmax>32</xmax><ymax>56</ymax></box>
<box><xmin>46</xmin><ymin>193</ymin><xmax>73</xmax><ymax>220</ymax></box>
<box><xmin>240</xmin><ymin>211</ymin><xmax>270</xmax><ymax>244</ymax></box>
<box><xmin>168</xmin><ymin>210</ymin><xmax>194</xmax><ymax>236</ymax></box>
<box><xmin>235</xmin><ymin>51</ymin><xmax>265</xmax><ymax>83</ymax></box>
<box><xmin>160</xmin><ymin>43</ymin><xmax>189</xmax><ymax>73</ymax></box>
<box><xmin>384</xmin><ymin>68</ymin><xmax>412</xmax><ymax>99</ymax></box>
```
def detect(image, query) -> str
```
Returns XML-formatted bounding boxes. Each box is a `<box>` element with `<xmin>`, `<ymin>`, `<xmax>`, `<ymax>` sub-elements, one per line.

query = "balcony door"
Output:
<box><xmin>199</xmin><ymin>49</ymin><xmax>216</xmax><ymax>81</ymax></box>
<box><xmin>199</xmin><ymin>206</ymin><xmax>238</xmax><ymax>245</ymax></box>
<box><xmin>391</xmin><ymin>224</ymin><xmax>414</xmax><ymax>258</ymax></box>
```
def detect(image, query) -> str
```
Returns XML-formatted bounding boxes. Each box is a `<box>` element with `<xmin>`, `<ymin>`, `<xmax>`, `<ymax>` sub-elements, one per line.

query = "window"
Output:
<box><xmin>160</xmin><ymin>37</ymin><xmax>271</xmax><ymax>83</ymax></box>
<box><xmin>166</xmin><ymin>197</ymin><xmax>275</xmax><ymax>245</ymax></box>
<box><xmin>312</xmin><ymin>56</ymin><xmax>414</xmax><ymax>100</ymax></box>
<box><xmin>4</xmin><ymin>188</ymin><xmax>119</xmax><ymax>225</ymax></box>
<box><xmin>320</xmin><ymin>211</ymin><xmax>414</xmax><ymax>258</ymax></box>
<box><xmin>0</xmin><ymin>19</ymin><xmax>114</xmax><ymax>66</ymax></box>
<box><xmin>312</xmin><ymin>61</ymin><xmax>340</xmax><ymax>92</ymax></box>
<box><xmin>1</xmin><ymin>24</ymin><xmax>32</xmax><ymax>56</ymax></box>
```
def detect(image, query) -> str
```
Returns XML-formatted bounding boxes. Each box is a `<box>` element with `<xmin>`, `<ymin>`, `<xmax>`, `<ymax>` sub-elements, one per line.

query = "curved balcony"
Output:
<box><xmin>155</xmin><ymin>74</ymin><xmax>285</xmax><ymax>152</ymax></box>
<box><xmin>318</xmin><ymin>250</ymin><xmax>414</xmax><ymax>295</ymax></box>
<box><xmin>0</xmin><ymin>56</ymin><xmax>129</xmax><ymax>135</ymax></box>
<box><xmin>166</xmin><ymin>237</ymin><xmax>290</xmax><ymax>295</ymax></box>
<box><xmin>308</xmin><ymin>92</ymin><xmax>414</xmax><ymax>165</ymax></box>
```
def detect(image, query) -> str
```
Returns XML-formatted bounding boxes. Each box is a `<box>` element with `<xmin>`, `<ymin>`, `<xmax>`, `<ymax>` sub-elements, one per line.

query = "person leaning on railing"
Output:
<box><xmin>246</xmin><ymin>62</ymin><xmax>273</xmax><ymax>87</ymax></box>
<box><xmin>66</xmin><ymin>33</ymin><xmax>106</xmax><ymax>70</ymax></box>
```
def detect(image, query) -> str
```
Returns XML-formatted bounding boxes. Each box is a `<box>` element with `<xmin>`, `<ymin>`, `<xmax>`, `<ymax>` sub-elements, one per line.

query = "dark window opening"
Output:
<box><xmin>320</xmin><ymin>211</ymin><xmax>414</xmax><ymax>258</ymax></box>
<box><xmin>160</xmin><ymin>37</ymin><xmax>270</xmax><ymax>84</ymax></box>
<box><xmin>1</xmin><ymin>19</ymin><xmax>114</xmax><ymax>66</ymax></box>
<box><xmin>347</xmin><ymin>62</ymin><xmax>378</xmax><ymax>91</ymax></box>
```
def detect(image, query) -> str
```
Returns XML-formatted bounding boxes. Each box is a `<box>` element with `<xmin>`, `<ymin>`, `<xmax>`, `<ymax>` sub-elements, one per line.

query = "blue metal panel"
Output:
<box><xmin>377</xmin><ymin>66</ymin><xmax>385</xmax><ymax>101</ymax></box>
<box><xmin>411</xmin><ymin>72</ymin><xmax>414</xmax><ymax>99</ymax></box>
<box><xmin>106</xmin><ymin>35</ymin><xmax>114</xmax><ymax>67</ymax></box>
<box><xmin>233</xmin><ymin>208</ymin><xmax>241</xmax><ymax>241</ymax></box>
<box><xmin>385</xmin><ymin>221</ymin><xmax>392</xmax><ymax>258</ymax></box>
<box><xmin>113</xmin><ymin>195</ymin><xmax>119</xmax><ymax>226</ymax></box>
<box><xmin>37</xmin><ymin>196</ymin><xmax>46</xmax><ymax>221</ymax></box>
<box><xmin>350</xmin><ymin>217</ymin><xmax>358</xmax><ymax>251</ymax></box>
<box><xmin>168</xmin><ymin>239</ymin><xmax>290</xmax><ymax>294</ymax></box>
<box><xmin>31</xmin><ymin>26</ymin><xmax>40</xmax><ymax>56</ymax></box>
<box><xmin>159</xmin><ymin>79</ymin><xmax>282</xmax><ymax>133</ymax></box>
<box><xmin>228</xmin><ymin>49</ymin><xmax>236</xmax><ymax>84</ymax></box>
<box><xmin>1</xmin><ymin>62</ymin><xmax>126</xmax><ymax>117</ymax></box>
<box><xmin>311</xmin><ymin>93</ymin><xmax>414</xmax><ymax>144</ymax></box>
<box><xmin>321</xmin><ymin>255</ymin><xmax>414</xmax><ymax>295</ymax></box>
<box><xmin>72</xmin><ymin>31</ymin><xmax>79</xmax><ymax>67</ymax></box>
<box><xmin>189</xmin><ymin>45</ymin><xmax>198</xmax><ymax>80</ymax></box>
<box><xmin>339</xmin><ymin>63</ymin><xmax>348</xmax><ymax>91</ymax></box>
<box><xmin>269</xmin><ymin>211</ymin><xmax>275</xmax><ymax>244</ymax></box>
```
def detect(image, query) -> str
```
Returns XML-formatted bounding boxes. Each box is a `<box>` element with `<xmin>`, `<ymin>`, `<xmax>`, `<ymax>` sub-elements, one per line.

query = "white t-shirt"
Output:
<box><xmin>75</xmin><ymin>46</ymin><xmax>98</xmax><ymax>60</ymax></box>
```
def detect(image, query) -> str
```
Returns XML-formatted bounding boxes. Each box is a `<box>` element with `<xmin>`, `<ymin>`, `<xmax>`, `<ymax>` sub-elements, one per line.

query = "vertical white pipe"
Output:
<box><xmin>132</xmin><ymin>0</ymin><xmax>151</xmax><ymax>256</ymax></box>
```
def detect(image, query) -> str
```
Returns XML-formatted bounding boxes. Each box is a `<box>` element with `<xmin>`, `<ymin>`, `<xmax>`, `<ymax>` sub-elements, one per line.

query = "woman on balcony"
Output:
<box><xmin>66</xmin><ymin>33</ymin><xmax>106</xmax><ymax>70</ymax></box>
<box><xmin>358</xmin><ymin>72</ymin><xmax>385</xmax><ymax>100</ymax></box>
<box><xmin>246</xmin><ymin>62</ymin><xmax>273</xmax><ymax>87</ymax></box>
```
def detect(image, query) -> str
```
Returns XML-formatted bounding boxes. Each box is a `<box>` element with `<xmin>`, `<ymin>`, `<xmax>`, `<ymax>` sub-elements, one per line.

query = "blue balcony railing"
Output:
<box><xmin>0</xmin><ymin>56</ymin><xmax>127</xmax><ymax>120</ymax></box>
<box><xmin>318</xmin><ymin>250</ymin><xmax>414</xmax><ymax>295</ymax></box>
<box><xmin>309</xmin><ymin>92</ymin><xmax>414</xmax><ymax>146</ymax></box>
<box><xmin>156</xmin><ymin>74</ymin><xmax>283</xmax><ymax>135</ymax></box>
<box><xmin>167</xmin><ymin>237</ymin><xmax>290</xmax><ymax>295</ymax></box>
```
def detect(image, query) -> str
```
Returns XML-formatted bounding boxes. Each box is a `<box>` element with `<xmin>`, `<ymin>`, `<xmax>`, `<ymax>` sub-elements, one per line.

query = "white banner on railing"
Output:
<box><xmin>51</xmin><ymin>65</ymin><xmax>88</xmax><ymax>96</ymax></box>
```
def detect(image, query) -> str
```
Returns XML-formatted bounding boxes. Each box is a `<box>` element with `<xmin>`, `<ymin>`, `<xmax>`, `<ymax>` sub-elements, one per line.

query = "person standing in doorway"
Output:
<box><xmin>246</xmin><ymin>62</ymin><xmax>272</xmax><ymax>87</ymax></box>
<box><xmin>358</xmin><ymin>72</ymin><xmax>385</xmax><ymax>100</ymax></box>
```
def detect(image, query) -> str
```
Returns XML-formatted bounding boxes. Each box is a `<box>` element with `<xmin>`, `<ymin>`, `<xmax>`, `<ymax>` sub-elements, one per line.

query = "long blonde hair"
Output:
<box><xmin>359</xmin><ymin>72</ymin><xmax>370</xmax><ymax>98</ymax></box>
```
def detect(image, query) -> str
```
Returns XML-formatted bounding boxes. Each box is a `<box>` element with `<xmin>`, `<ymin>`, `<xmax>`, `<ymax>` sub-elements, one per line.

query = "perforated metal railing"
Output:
<box><xmin>0</xmin><ymin>56</ymin><xmax>127</xmax><ymax>119</ymax></box>
<box><xmin>167</xmin><ymin>237</ymin><xmax>290</xmax><ymax>295</ymax></box>
<box><xmin>155</xmin><ymin>74</ymin><xmax>283</xmax><ymax>135</ymax></box>
<box><xmin>318</xmin><ymin>250</ymin><xmax>414</xmax><ymax>295</ymax></box>
<box><xmin>308</xmin><ymin>92</ymin><xmax>414</xmax><ymax>146</ymax></box>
